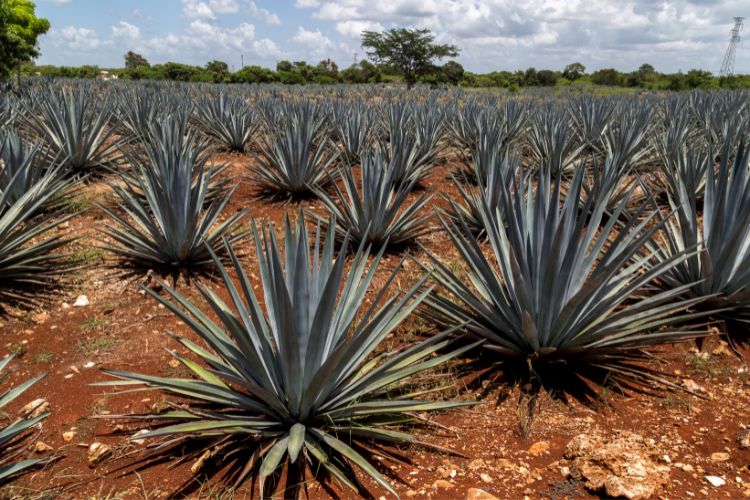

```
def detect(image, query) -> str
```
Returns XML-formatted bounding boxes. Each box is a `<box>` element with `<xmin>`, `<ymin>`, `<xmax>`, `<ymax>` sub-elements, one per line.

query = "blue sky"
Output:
<box><xmin>35</xmin><ymin>0</ymin><xmax>749</xmax><ymax>74</ymax></box>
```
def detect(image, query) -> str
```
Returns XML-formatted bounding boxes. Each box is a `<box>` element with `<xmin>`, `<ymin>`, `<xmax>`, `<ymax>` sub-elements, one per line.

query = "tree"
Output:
<box><xmin>276</xmin><ymin>60</ymin><xmax>293</xmax><ymax>72</ymax></box>
<box><xmin>537</xmin><ymin>69</ymin><xmax>559</xmax><ymax>86</ymax></box>
<box><xmin>441</xmin><ymin>61</ymin><xmax>464</xmax><ymax>85</ymax></box>
<box><xmin>590</xmin><ymin>68</ymin><xmax>623</xmax><ymax>86</ymax></box>
<box><xmin>637</xmin><ymin>63</ymin><xmax>655</xmax><ymax>76</ymax></box>
<box><xmin>361</xmin><ymin>28</ymin><xmax>459</xmax><ymax>88</ymax></box>
<box><xmin>124</xmin><ymin>51</ymin><xmax>149</xmax><ymax>69</ymax></box>
<box><xmin>0</xmin><ymin>0</ymin><xmax>50</xmax><ymax>86</ymax></box>
<box><xmin>206</xmin><ymin>60</ymin><xmax>229</xmax><ymax>83</ymax></box>
<box><xmin>316</xmin><ymin>58</ymin><xmax>338</xmax><ymax>78</ymax></box>
<box><xmin>562</xmin><ymin>62</ymin><xmax>585</xmax><ymax>81</ymax></box>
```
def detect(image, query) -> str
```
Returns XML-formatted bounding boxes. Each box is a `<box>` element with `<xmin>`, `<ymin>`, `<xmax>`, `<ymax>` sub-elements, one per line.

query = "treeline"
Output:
<box><xmin>22</xmin><ymin>54</ymin><xmax>750</xmax><ymax>90</ymax></box>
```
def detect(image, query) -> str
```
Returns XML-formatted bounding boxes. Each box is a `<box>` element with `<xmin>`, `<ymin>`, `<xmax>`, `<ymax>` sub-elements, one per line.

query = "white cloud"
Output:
<box><xmin>182</xmin><ymin>0</ymin><xmax>216</xmax><ymax>21</ymax></box>
<box><xmin>248</xmin><ymin>1</ymin><xmax>281</xmax><ymax>25</ymax></box>
<box><xmin>111</xmin><ymin>21</ymin><xmax>140</xmax><ymax>42</ymax></box>
<box><xmin>209</xmin><ymin>0</ymin><xmax>240</xmax><ymax>13</ymax></box>
<box><xmin>295</xmin><ymin>0</ymin><xmax>320</xmax><ymax>7</ymax></box>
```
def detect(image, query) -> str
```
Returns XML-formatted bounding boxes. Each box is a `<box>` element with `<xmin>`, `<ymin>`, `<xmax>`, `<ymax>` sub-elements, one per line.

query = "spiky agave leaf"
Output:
<box><xmin>311</xmin><ymin>148</ymin><xmax>432</xmax><ymax>250</ymax></box>
<box><xmin>330</xmin><ymin>98</ymin><xmax>374</xmax><ymax>162</ymax></box>
<box><xmin>424</xmin><ymin>162</ymin><xmax>709</xmax><ymax>389</ymax></box>
<box><xmin>0</xmin><ymin>355</ymin><xmax>50</xmax><ymax>485</ymax></box>
<box><xmin>194</xmin><ymin>92</ymin><xmax>259</xmax><ymax>153</ymax></box>
<box><xmin>97</xmin><ymin>214</ymin><xmax>473</xmax><ymax>497</ymax></box>
<box><xmin>527</xmin><ymin>104</ymin><xmax>583</xmax><ymax>174</ymax></box>
<box><xmin>25</xmin><ymin>87</ymin><xmax>123</xmax><ymax>177</ymax></box>
<box><xmin>0</xmin><ymin>169</ymin><xmax>75</xmax><ymax>304</ymax></box>
<box><xmin>99</xmin><ymin>116</ymin><xmax>246</xmax><ymax>272</ymax></box>
<box><xmin>652</xmin><ymin>138</ymin><xmax>750</xmax><ymax>322</ymax></box>
<box><xmin>0</xmin><ymin>130</ymin><xmax>73</xmax><ymax>210</ymax></box>
<box><xmin>251</xmin><ymin>100</ymin><xmax>337</xmax><ymax>197</ymax></box>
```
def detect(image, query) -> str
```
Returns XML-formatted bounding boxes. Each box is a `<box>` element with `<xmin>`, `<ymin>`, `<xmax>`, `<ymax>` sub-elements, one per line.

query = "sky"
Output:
<box><xmin>34</xmin><ymin>0</ymin><xmax>749</xmax><ymax>74</ymax></box>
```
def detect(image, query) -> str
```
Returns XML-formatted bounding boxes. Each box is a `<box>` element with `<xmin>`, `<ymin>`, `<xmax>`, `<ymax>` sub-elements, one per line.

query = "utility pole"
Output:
<box><xmin>720</xmin><ymin>17</ymin><xmax>744</xmax><ymax>77</ymax></box>
<box><xmin>241</xmin><ymin>54</ymin><xmax>244</xmax><ymax>69</ymax></box>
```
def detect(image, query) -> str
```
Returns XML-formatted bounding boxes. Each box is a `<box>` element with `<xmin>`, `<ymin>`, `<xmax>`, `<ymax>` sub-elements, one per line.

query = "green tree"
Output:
<box><xmin>361</xmin><ymin>28</ymin><xmax>459</xmax><ymax>88</ymax></box>
<box><xmin>537</xmin><ymin>69</ymin><xmax>559</xmax><ymax>86</ymax></box>
<box><xmin>441</xmin><ymin>60</ymin><xmax>464</xmax><ymax>85</ymax></box>
<box><xmin>562</xmin><ymin>62</ymin><xmax>585</xmax><ymax>80</ymax></box>
<box><xmin>0</xmin><ymin>0</ymin><xmax>50</xmax><ymax>86</ymax></box>
<box><xmin>206</xmin><ymin>60</ymin><xmax>229</xmax><ymax>83</ymax></box>
<box><xmin>590</xmin><ymin>68</ymin><xmax>623</xmax><ymax>86</ymax></box>
<box><xmin>276</xmin><ymin>60</ymin><xmax>293</xmax><ymax>72</ymax></box>
<box><xmin>124</xmin><ymin>51</ymin><xmax>149</xmax><ymax>69</ymax></box>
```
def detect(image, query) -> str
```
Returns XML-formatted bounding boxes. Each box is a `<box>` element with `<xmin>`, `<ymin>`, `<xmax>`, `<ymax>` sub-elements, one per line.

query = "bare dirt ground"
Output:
<box><xmin>2</xmin><ymin>151</ymin><xmax>750</xmax><ymax>499</ymax></box>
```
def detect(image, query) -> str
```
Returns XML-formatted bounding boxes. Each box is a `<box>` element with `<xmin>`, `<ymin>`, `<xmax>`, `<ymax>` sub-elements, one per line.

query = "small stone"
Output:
<box><xmin>405</xmin><ymin>491</ymin><xmax>417</xmax><ymax>498</ymax></box>
<box><xmin>433</xmin><ymin>480</ymin><xmax>454</xmax><ymax>489</ymax></box>
<box><xmin>20</xmin><ymin>398</ymin><xmax>49</xmax><ymax>418</ymax></box>
<box><xmin>738</xmin><ymin>430</ymin><xmax>750</xmax><ymax>449</ymax></box>
<box><xmin>70</xmin><ymin>365</ymin><xmax>80</xmax><ymax>374</ymax></box>
<box><xmin>465</xmin><ymin>488</ymin><xmax>500</xmax><ymax>500</ymax></box>
<box><xmin>682</xmin><ymin>378</ymin><xmax>704</xmax><ymax>393</ymax></box>
<box><xmin>706</xmin><ymin>476</ymin><xmax>726</xmax><ymax>487</ymax></box>
<box><xmin>480</xmin><ymin>473</ymin><xmax>493</xmax><ymax>483</ymax></box>
<box><xmin>87</xmin><ymin>442</ymin><xmax>112</xmax><ymax>467</ymax></box>
<box><xmin>468</xmin><ymin>458</ymin><xmax>486</xmax><ymax>470</ymax></box>
<box><xmin>32</xmin><ymin>312</ymin><xmax>49</xmax><ymax>324</ymax></box>
<box><xmin>528</xmin><ymin>441</ymin><xmax>550</xmax><ymax>456</ymax></box>
<box><xmin>62</xmin><ymin>431</ymin><xmax>77</xmax><ymax>442</ymax></box>
<box><xmin>73</xmin><ymin>295</ymin><xmax>90</xmax><ymax>307</ymax></box>
<box><xmin>83</xmin><ymin>361</ymin><xmax>96</xmax><ymax>369</ymax></box>
<box><xmin>167</xmin><ymin>359</ymin><xmax>180</xmax><ymax>368</ymax></box>
<box><xmin>711</xmin><ymin>452</ymin><xmax>730</xmax><ymax>462</ymax></box>
<box><xmin>32</xmin><ymin>441</ymin><xmax>53</xmax><ymax>453</ymax></box>
<box><xmin>680</xmin><ymin>464</ymin><xmax>695</xmax><ymax>473</ymax></box>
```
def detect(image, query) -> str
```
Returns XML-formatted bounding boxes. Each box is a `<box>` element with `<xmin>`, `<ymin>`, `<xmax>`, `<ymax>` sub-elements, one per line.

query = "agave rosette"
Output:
<box><xmin>98</xmin><ymin>214</ymin><xmax>473</xmax><ymax>496</ymax></box>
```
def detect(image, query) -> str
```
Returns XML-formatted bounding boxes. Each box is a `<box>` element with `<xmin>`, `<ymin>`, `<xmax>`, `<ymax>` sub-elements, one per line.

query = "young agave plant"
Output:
<box><xmin>26</xmin><ymin>87</ymin><xmax>123</xmax><ymax>176</ymax></box>
<box><xmin>0</xmin><ymin>355</ymin><xmax>50</xmax><ymax>484</ymax></box>
<box><xmin>653</xmin><ymin>139</ymin><xmax>750</xmax><ymax>322</ymax></box>
<box><xmin>99</xmin><ymin>215</ymin><xmax>472</xmax><ymax>497</ymax></box>
<box><xmin>312</xmin><ymin>149</ymin><xmax>432</xmax><ymax>250</ymax></box>
<box><xmin>446</xmin><ymin>148</ymin><xmax>516</xmax><ymax>237</ymax></box>
<box><xmin>425</xmin><ymin>164</ymin><xmax>707</xmax><ymax>391</ymax></box>
<box><xmin>330</xmin><ymin>98</ymin><xmax>374</xmax><ymax>162</ymax></box>
<box><xmin>252</xmin><ymin>101</ymin><xmax>337</xmax><ymax>198</ymax></box>
<box><xmin>100</xmin><ymin>116</ymin><xmax>246</xmax><ymax>273</ymax></box>
<box><xmin>0</xmin><ymin>170</ymin><xmax>74</xmax><ymax>303</ymax></box>
<box><xmin>195</xmin><ymin>92</ymin><xmax>258</xmax><ymax>153</ymax></box>
<box><xmin>527</xmin><ymin>105</ymin><xmax>583</xmax><ymax>174</ymax></box>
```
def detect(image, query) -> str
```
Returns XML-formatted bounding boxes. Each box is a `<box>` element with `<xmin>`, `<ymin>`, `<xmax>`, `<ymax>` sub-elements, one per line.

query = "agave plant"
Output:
<box><xmin>312</xmin><ymin>149</ymin><xmax>432</xmax><ymax>249</ymax></box>
<box><xmin>252</xmin><ymin>100</ymin><xmax>337</xmax><ymax>197</ymax></box>
<box><xmin>330</xmin><ymin>98</ymin><xmax>374</xmax><ymax>162</ymax></box>
<box><xmin>425</xmin><ymin>163</ymin><xmax>707</xmax><ymax>390</ymax></box>
<box><xmin>0</xmin><ymin>130</ymin><xmax>72</xmax><ymax>210</ymax></box>
<box><xmin>0</xmin><ymin>170</ymin><xmax>74</xmax><ymax>303</ymax></box>
<box><xmin>98</xmin><ymin>215</ymin><xmax>472</xmax><ymax>496</ymax></box>
<box><xmin>446</xmin><ymin>148</ymin><xmax>516</xmax><ymax>237</ymax></box>
<box><xmin>195</xmin><ymin>92</ymin><xmax>258</xmax><ymax>153</ymax></box>
<box><xmin>527</xmin><ymin>105</ymin><xmax>583</xmax><ymax>174</ymax></box>
<box><xmin>0</xmin><ymin>355</ymin><xmax>50</xmax><ymax>484</ymax></box>
<box><xmin>571</xmin><ymin>96</ymin><xmax>615</xmax><ymax>151</ymax></box>
<box><xmin>653</xmin><ymin>139</ymin><xmax>750</xmax><ymax>322</ymax></box>
<box><xmin>582</xmin><ymin>105</ymin><xmax>654</xmax><ymax>213</ymax></box>
<box><xmin>100</xmin><ymin>116</ymin><xmax>246</xmax><ymax>272</ymax></box>
<box><xmin>26</xmin><ymin>87</ymin><xmax>123</xmax><ymax>176</ymax></box>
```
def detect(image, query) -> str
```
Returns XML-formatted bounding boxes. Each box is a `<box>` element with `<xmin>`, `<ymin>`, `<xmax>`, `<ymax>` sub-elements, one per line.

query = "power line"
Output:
<box><xmin>720</xmin><ymin>17</ymin><xmax>744</xmax><ymax>77</ymax></box>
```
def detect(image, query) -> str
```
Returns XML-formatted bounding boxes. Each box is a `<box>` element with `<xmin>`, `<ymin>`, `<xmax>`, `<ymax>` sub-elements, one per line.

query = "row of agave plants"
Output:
<box><xmin>0</xmin><ymin>80</ymin><xmax>750</xmax><ymax>495</ymax></box>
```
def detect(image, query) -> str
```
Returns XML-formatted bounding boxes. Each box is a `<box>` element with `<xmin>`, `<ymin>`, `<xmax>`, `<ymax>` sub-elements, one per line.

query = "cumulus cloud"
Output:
<box><xmin>36</xmin><ymin>0</ymin><xmax>750</xmax><ymax>73</ymax></box>
<box><xmin>248</xmin><ymin>1</ymin><xmax>282</xmax><ymax>25</ymax></box>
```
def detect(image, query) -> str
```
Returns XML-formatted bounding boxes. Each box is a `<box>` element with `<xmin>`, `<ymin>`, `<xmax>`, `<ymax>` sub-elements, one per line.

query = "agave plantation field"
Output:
<box><xmin>2</xmin><ymin>80</ymin><xmax>750</xmax><ymax>499</ymax></box>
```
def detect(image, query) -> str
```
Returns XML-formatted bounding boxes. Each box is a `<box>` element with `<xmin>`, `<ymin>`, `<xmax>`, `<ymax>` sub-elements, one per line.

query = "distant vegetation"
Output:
<box><xmin>4</xmin><ymin>21</ymin><xmax>750</xmax><ymax>91</ymax></box>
